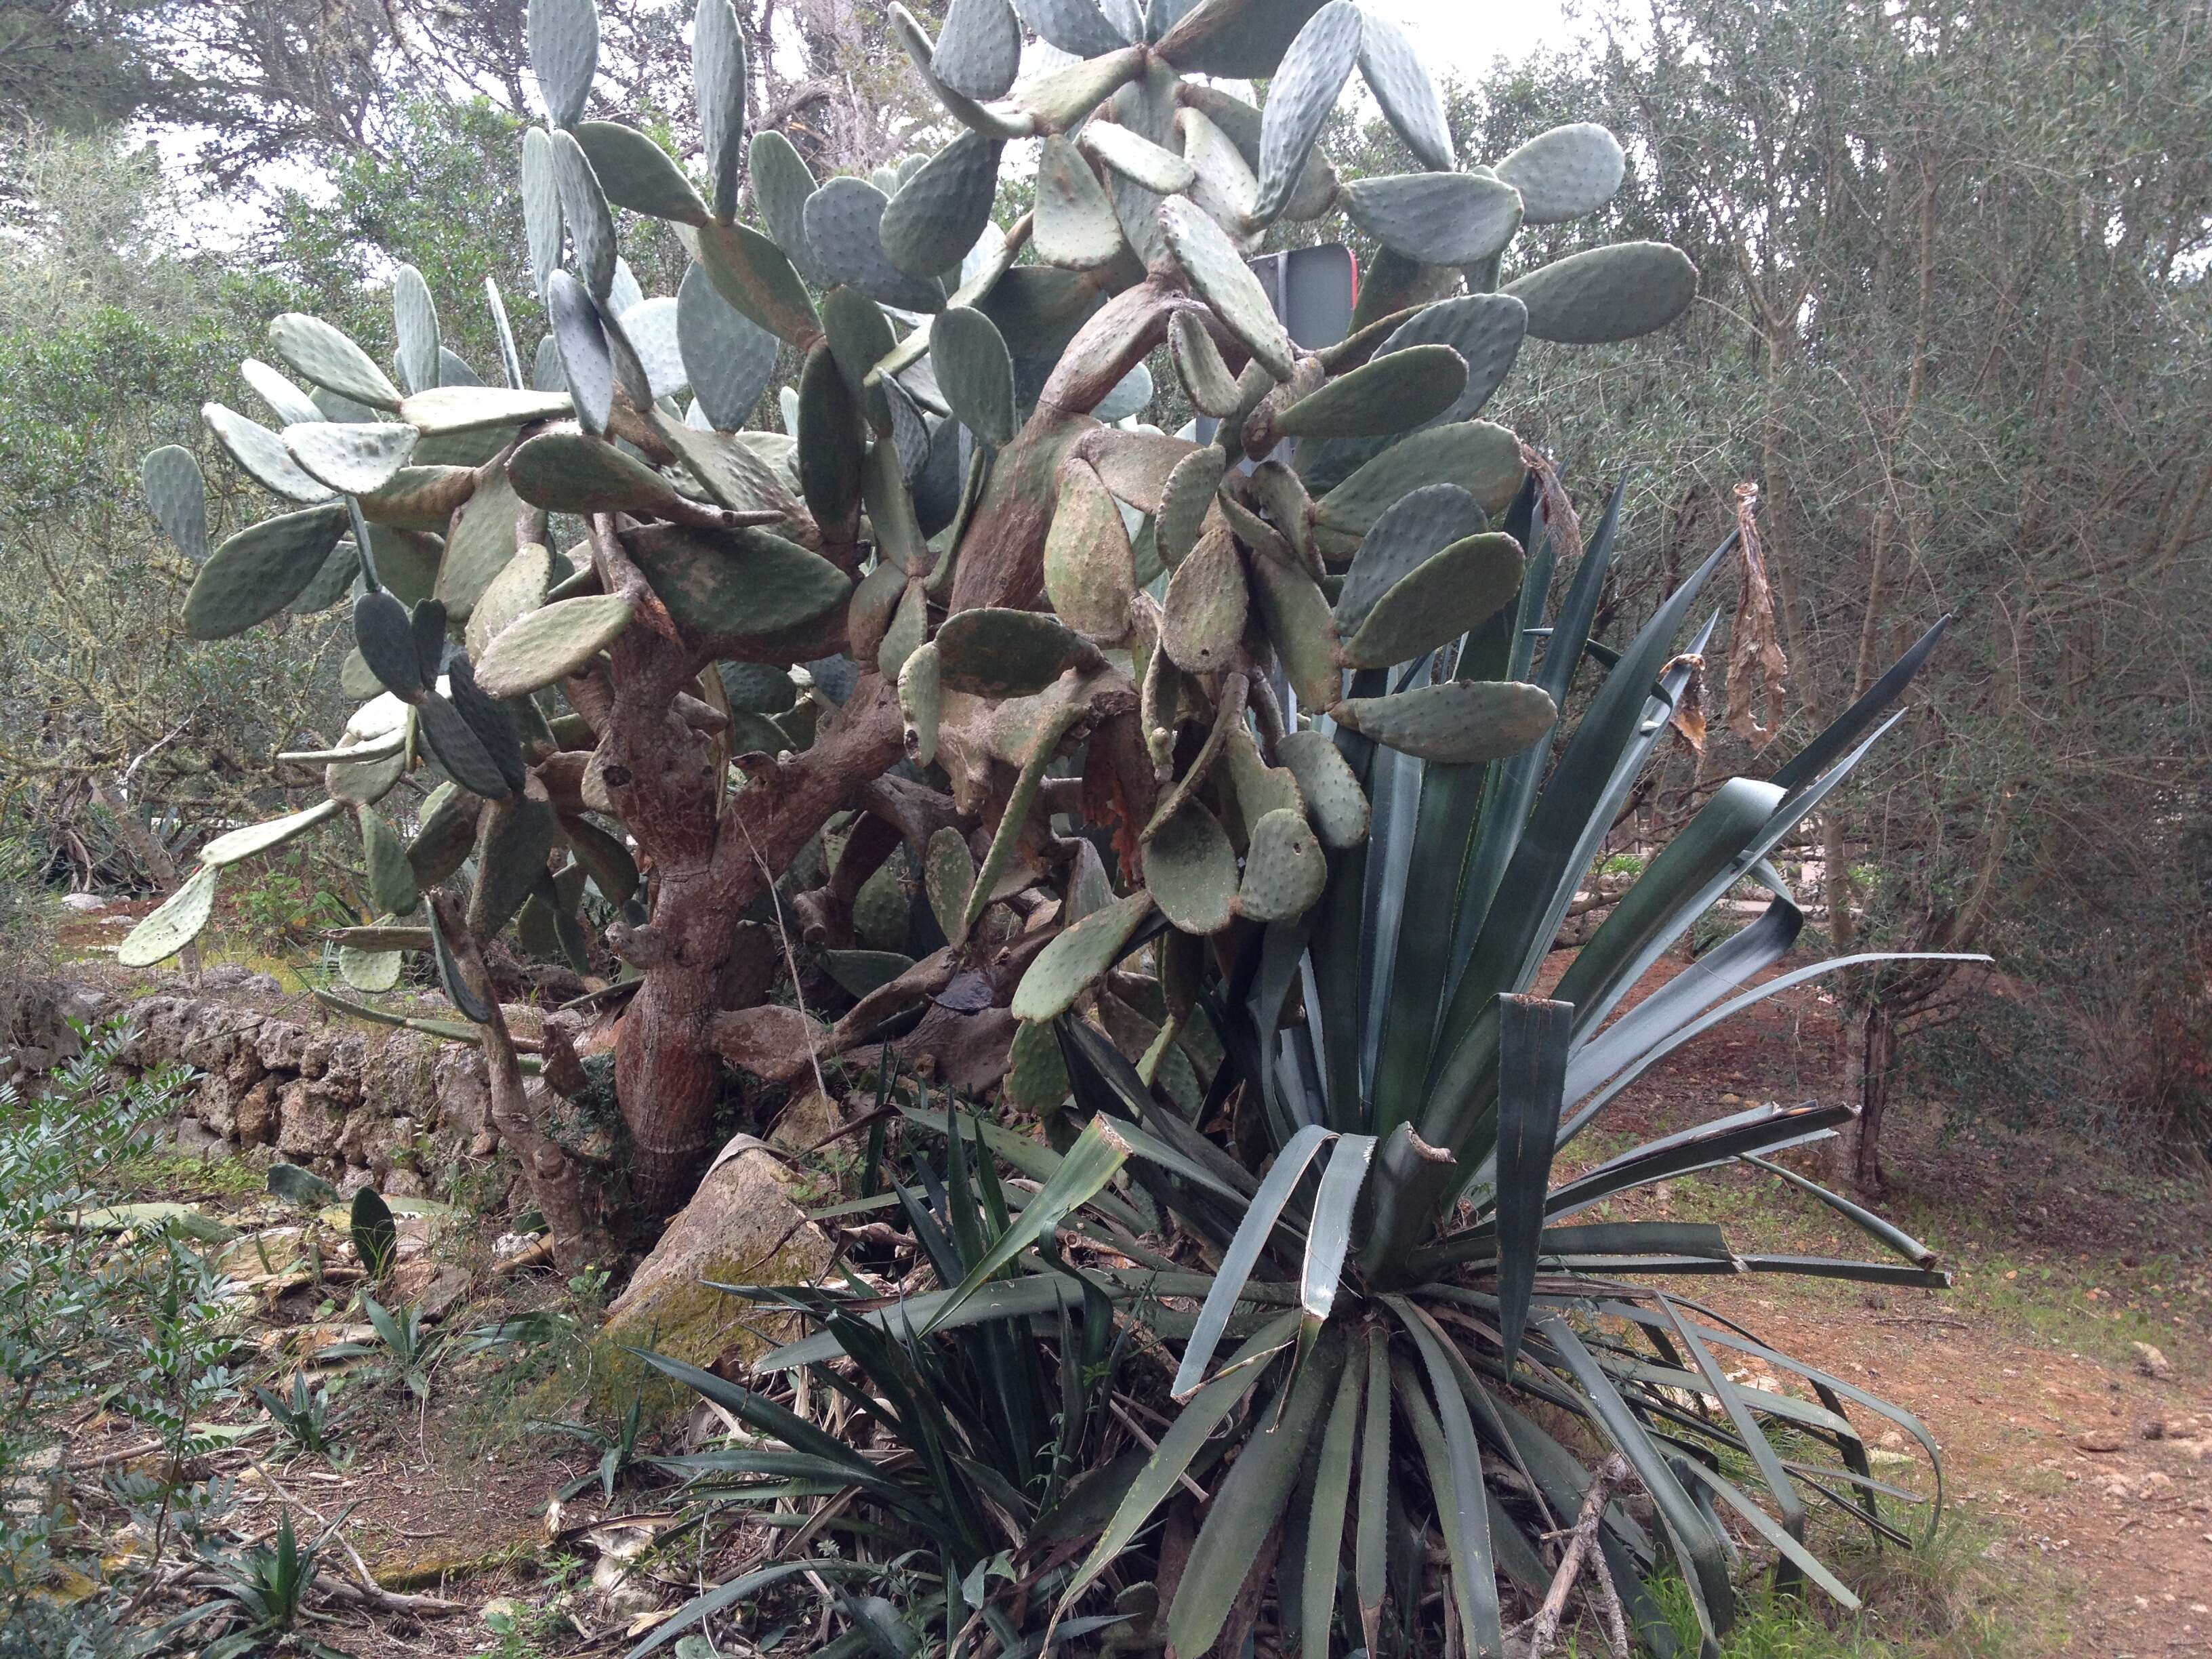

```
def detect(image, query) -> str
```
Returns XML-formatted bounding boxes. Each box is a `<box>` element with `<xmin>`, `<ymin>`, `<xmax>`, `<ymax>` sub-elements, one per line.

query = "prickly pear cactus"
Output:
<box><xmin>131</xmin><ymin>0</ymin><xmax>1695</xmax><ymax>1175</ymax></box>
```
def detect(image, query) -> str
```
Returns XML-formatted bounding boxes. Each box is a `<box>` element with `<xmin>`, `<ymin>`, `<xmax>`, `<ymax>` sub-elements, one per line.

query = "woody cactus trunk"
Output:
<box><xmin>130</xmin><ymin>0</ymin><xmax>1699</xmax><ymax>1253</ymax></box>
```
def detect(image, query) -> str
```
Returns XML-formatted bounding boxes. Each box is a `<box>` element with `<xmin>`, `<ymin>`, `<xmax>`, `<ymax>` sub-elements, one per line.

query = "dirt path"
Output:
<box><xmin>1568</xmin><ymin>947</ymin><xmax>2212</xmax><ymax>1656</ymax></box>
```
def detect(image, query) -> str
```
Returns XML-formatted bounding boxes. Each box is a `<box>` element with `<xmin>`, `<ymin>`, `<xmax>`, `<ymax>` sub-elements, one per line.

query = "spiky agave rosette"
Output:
<box><xmin>127</xmin><ymin>0</ymin><xmax>1973</xmax><ymax>1647</ymax></box>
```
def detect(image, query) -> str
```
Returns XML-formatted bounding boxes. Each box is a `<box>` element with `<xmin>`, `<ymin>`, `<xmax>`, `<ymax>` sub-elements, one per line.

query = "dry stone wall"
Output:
<box><xmin>7</xmin><ymin>970</ymin><xmax>493</xmax><ymax>1200</ymax></box>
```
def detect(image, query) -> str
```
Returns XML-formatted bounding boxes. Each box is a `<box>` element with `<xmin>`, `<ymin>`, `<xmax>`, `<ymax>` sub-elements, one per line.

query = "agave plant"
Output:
<box><xmin>126</xmin><ymin>0</ymin><xmax>1708</xmax><ymax>1261</ymax></box>
<box><xmin>638</xmin><ymin>493</ymin><xmax>1973</xmax><ymax>1659</ymax></box>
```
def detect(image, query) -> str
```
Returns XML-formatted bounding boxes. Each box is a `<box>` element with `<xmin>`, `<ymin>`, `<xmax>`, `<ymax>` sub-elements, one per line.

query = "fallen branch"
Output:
<box><xmin>1523</xmin><ymin>1453</ymin><xmax>1632</xmax><ymax>1659</ymax></box>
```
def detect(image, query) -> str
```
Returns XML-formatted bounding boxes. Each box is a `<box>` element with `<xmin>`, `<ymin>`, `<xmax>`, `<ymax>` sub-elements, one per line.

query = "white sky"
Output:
<box><xmin>162</xmin><ymin>0</ymin><xmax>1580</xmax><ymax>252</ymax></box>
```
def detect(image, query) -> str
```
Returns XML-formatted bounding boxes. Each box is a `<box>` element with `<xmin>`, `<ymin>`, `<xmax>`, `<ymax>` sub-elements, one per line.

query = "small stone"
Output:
<box><xmin>2131</xmin><ymin>1340</ymin><xmax>2172</xmax><ymax>1380</ymax></box>
<box><xmin>481</xmin><ymin>1597</ymin><xmax>523</xmax><ymax>1631</ymax></box>
<box><xmin>2137</xmin><ymin>1471</ymin><xmax>2175</xmax><ymax>1498</ymax></box>
<box><xmin>60</xmin><ymin>893</ymin><xmax>108</xmax><ymax>913</ymax></box>
<box><xmin>1719</xmin><ymin>1092</ymin><xmax>1742</xmax><ymax>1104</ymax></box>
<box><xmin>2075</xmin><ymin>1429</ymin><xmax>2125</xmax><ymax>1454</ymax></box>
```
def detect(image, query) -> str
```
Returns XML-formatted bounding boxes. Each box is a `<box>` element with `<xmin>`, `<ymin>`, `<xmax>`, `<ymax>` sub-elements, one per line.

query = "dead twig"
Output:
<box><xmin>1522</xmin><ymin>1453</ymin><xmax>1632</xmax><ymax>1659</ymax></box>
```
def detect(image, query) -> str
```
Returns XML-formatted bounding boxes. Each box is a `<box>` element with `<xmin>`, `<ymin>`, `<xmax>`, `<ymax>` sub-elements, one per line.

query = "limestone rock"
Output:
<box><xmin>600</xmin><ymin>1139</ymin><xmax>833</xmax><ymax>1376</ymax></box>
<box><xmin>2131</xmin><ymin>1340</ymin><xmax>2173</xmax><ymax>1380</ymax></box>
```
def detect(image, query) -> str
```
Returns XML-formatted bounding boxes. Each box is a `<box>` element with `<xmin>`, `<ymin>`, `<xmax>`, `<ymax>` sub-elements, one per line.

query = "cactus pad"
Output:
<box><xmin>880</xmin><ymin>131</ymin><xmax>1006</xmax><ymax>281</ymax></box>
<box><xmin>200</xmin><ymin>798</ymin><xmax>346</xmax><ymax>867</ymax></box>
<box><xmin>142</xmin><ymin>446</ymin><xmax>209</xmax><ymax>563</ymax></box>
<box><xmin>1235</xmin><ymin>806</ymin><xmax>1327</xmax><ymax>921</ymax></box>
<box><xmin>202</xmin><ymin>403</ymin><xmax>332</xmax><ymax>504</ymax></box>
<box><xmin>573</xmin><ymin>120</ymin><xmax>710</xmax><ymax>225</ymax></box>
<box><xmin>117</xmin><ymin>863</ymin><xmax>220</xmax><ymax>968</ymax></box>
<box><xmin>678</xmin><ymin>263</ymin><xmax>780</xmax><ymax>431</ymax></box>
<box><xmin>930</xmin><ymin>306</ymin><xmax>1019</xmax><ymax>447</ymax></box>
<box><xmin>1338</xmin><ymin>531</ymin><xmax>1525</xmax><ymax>670</ymax></box>
<box><xmin>183</xmin><ymin>504</ymin><xmax>351</xmax><ymax>639</ymax></box>
<box><xmin>1503</xmin><ymin>241</ymin><xmax>1698</xmax><ymax>344</ymax></box>
<box><xmin>1335</xmin><ymin>483</ymin><xmax>1489</xmax><ymax>628</ymax></box>
<box><xmin>935</xmin><ymin>607</ymin><xmax>1090</xmax><ymax>697</ymax></box>
<box><xmin>1079</xmin><ymin>120</ymin><xmax>1197</xmax><ymax>195</ymax></box>
<box><xmin>1043</xmin><ymin>462</ymin><xmax>1136</xmax><ymax>638</ymax></box>
<box><xmin>1034</xmin><ymin>135</ymin><xmax>1126</xmax><ymax>271</ymax></box>
<box><xmin>1254</xmin><ymin>1</ymin><xmax>1361</xmax><ymax>224</ymax></box>
<box><xmin>1333</xmin><ymin>679</ymin><xmax>1557</xmax><ymax>763</ymax></box>
<box><xmin>1143</xmin><ymin>799</ymin><xmax>1239</xmax><ymax>935</ymax></box>
<box><xmin>934</xmin><ymin>0</ymin><xmax>1021</xmax><ymax>100</ymax></box>
<box><xmin>1313</xmin><ymin>422</ymin><xmax>1525</xmax><ymax>554</ymax></box>
<box><xmin>625</xmin><ymin>524</ymin><xmax>852</xmax><ymax>640</ymax></box>
<box><xmin>283</xmin><ymin>420</ymin><xmax>419</xmax><ymax>495</ymax></box>
<box><xmin>475</xmin><ymin>594</ymin><xmax>638</xmax><ymax>697</ymax></box>
<box><xmin>1495</xmin><ymin>122</ymin><xmax>1626</xmax><ymax>224</ymax></box>
<box><xmin>1276</xmin><ymin>344</ymin><xmax>1468</xmax><ymax>438</ymax></box>
<box><xmin>805</xmin><ymin>178</ymin><xmax>948</xmax><ymax>314</ymax></box>
<box><xmin>1158</xmin><ymin>197</ymin><xmax>1294</xmax><ymax>379</ymax></box>
<box><xmin>1340</xmin><ymin>173</ymin><xmax>1523</xmax><ymax>268</ymax></box>
<box><xmin>1275</xmin><ymin>729</ymin><xmax>1369</xmax><ymax>847</ymax></box>
<box><xmin>1355</xmin><ymin>10</ymin><xmax>1454</xmax><ymax>172</ymax></box>
<box><xmin>1011</xmin><ymin>888</ymin><xmax>1156</xmax><ymax>1021</ymax></box>
<box><xmin>527</xmin><ymin>0</ymin><xmax>599</xmax><ymax>127</ymax></box>
<box><xmin>1160</xmin><ymin>523</ymin><xmax>1248</xmax><ymax>674</ymax></box>
<box><xmin>268</xmin><ymin>314</ymin><xmax>402</xmax><ymax>410</ymax></box>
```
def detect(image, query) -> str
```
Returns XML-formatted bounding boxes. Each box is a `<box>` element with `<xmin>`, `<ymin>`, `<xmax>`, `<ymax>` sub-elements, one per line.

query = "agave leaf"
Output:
<box><xmin>1172</xmin><ymin>1122</ymin><xmax>1332</xmax><ymax>1397</ymax></box>
<box><xmin>1300</xmin><ymin>1132</ymin><xmax>1374</xmax><ymax>1328</ymax></box>
<box><xmin>1167</xmin><ymin>1326</ymin><xmax>1346</xmax><ymax>1658</ymax></box>
<box><xmin>923</xmin><ymin>1115</ymin><xmax>1132</xmax><ymax>1332</ymax></box>
<box><xmin>1491</xmin><ymin>995</ymin><xmax>1570</xmax><ymax>1364</ymax></box>
<box><xmin>1061</xmin><ymin>1309</ymin><xmax>1300</xmax><ymax>1611</ymax></box>
<box><xmin>1301</xmin><ymin>1357</ymin><xmax>1364</xmax><ymax>1657</ymax></box>
<box><xmin>1385</xmin><ymin>1303</ymin><xmax>1503</xmax><ymax>1656</ymax></box>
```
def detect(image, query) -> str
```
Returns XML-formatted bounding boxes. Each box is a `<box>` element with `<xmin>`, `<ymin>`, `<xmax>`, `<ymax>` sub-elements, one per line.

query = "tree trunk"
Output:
<box><xmin>1850</xmin><ymin>1001</ymin><xmax>1897</xmax><ymax>1195</ymax></box>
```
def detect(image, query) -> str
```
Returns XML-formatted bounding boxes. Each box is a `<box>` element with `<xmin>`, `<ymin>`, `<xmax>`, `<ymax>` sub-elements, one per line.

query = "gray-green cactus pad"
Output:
<box><xmin>117</xmin><ymin>863</ymin><xmax>220</xmax><ymax>968</ymax></box>
<box><xmin>1276</xmin><ymin>344</ymin><xmax>1468</xmax><ymax>439</ymax></box>
<box><xmin>1011</xmin><ymin>888</ymin><xmax>1156</xmax><ymax>1021</ymax></box>
<box><xmin>143</xmin><ymin>446</ymin><xmax>209</xmax><ymax>563</ymax></box>
<box><xmin>475</xmin><ymin>594</ymin><xmax>638</xmax><ymax>697</ymax></box>
<box><xmin>1313</xmin><ymin>422</ymin><xmax>1526</xmax><ymax>552</ymax></box>
<box><xmin>1274</xmin><ymin>729</ymin><xmax>1369</xmax><ymax>848</ymax></box>
<box><xmin>202</xmin><ymin>403</ymin><xmax>332</xmax><ymax>503</ymax></box>
<box><xmin>1254</xmin><ymin>1</ymin><xmax>1361</xmax><ymax>224</ymax></box>
<box><xmin>934</xmin><ymin>0</ymin><xmax>1021</xmax><ymax>100</ymax></box>
<box><xmin>573</xmin><ymin>120</ymin><xmax>710</xmax><ymax>225</ymax></box>
<box><xmin>1235</xmin><ymin>806</ymin><xmax>1327</xmax><ymax>921</ymax></box>
<box><xmin>528</xmin><ymin>0</ymin><xmax>599</xmax><ymax>127</ymax></box>
<box><xmin>1143</xmin><ymin>799</ymin><xmax>1239</xmax><ymax>935</ymax></box>
<box><xmin>626</xmin><ymin>525</ymin><xmax>852</xmax><ymax>640</ymax></box>
<box><xmin>1340</xmin><ymin>173</ymin><xmax>1523</xmax><ymax>268</ymax></box>
<box><xmin>805</xmin><ymin>178</ymin><xmax>948</xmax><ymax>314</ymax></box>
<box><xmin>1502</xmin><ymin>241</ymin><xmax>1698</xmax><ymax>344</ymax></box>
<box><xmin>283</xmin><ymin>420</ymin><xmax>418</xmax><ymax>495</ymax></box>
<box><xmin>1079</xmin><ymin>120</ymin><xmax>1196</xmax><ymax>194</ymax></box>
<box><xmin>1353</xmin><ymin>11</ymin><xmax>1454</xmax><ymax>171</ymax></box>
<box><xmin>1494</xmin><ymin>122</ymin><xmax>1626</xmax><ymax>224</ymax></box>
<box><xmin>1035</xmin><ymin>135</ymin><xmax>1126</xmax><ymax>271</ymax></box>
<box><xmin>693</xmin><ymin>0</ymin><xmax>747</xmax><ymax>217</ymax></box>
<box><xmin>1338</xmin><ymin>532</ymin><xmax>1525</xmax><ymax>670</ymax></box>
<box><xmin>880</xmin><ymin>131</ymin><xmax>1005</xmax><ymax>281</ymax></box>
<box><xmin>1043</xmin><ymin>463</ymin><xmax>1136</xmax><ymax>637</ymax></box>
<box><xmin>1157</xmin><ymin>445</ymin><xmax>1226</xmax><ymax>566</ymax></box>
<box><xmin>935</xmin><ymin>607</ymin><xmax>1090</xmax><ymax>697</ymax></box>
<box><xmin>1160</xmin><ymin>523</ymin><xmax>1247</xmax><ymax>674</ymax></box>
<box><xmin>1375</xmin><ymin>293</ymin><xmax>1528</xmax><ymax>426</ymax></box>
<box><xmin>930</xmin><ymin>306</ymin><xmax>1019</xmax><ymax>446</ymax></box>
<box><xmin>1335</xmin><ymin>483</ymin><xmax>1490</xmax><ymax>628</ymax></box>
<box><xmin>1159</xmin><ymin>197</ymin><xmax>1294</xmax><ymax>379</ymax></box>
<box><xmin>677</xmin><ymin>263</ymin><xmax>780</xmax><ymax>432</ymax></box>
<box><xmin>201</xmin><ymin>798</ymin><xmax>346</xmax><ymax>867</ymax></box>
<box><xmin>268</xmin><ymin>314</ymin><xmax>402</xmax><ymax>410</ymax></box>
<box><xmin>184</xmin><ymin>503</ymin><xmax>351</xmax><ymax>638</ymax></box>
<box><xmin>1333</xmin><ymin>679</ymin><xmax>1558</xmax><ymax>763</ymax></box>
<box><xmin>1014</xmin><ymin>0</ymin><xmax>1129</xmax><ymax>59</ymax></box>
<box><xmin>241</xmin><ymin>359</ymin><xmax>323</xmax><ymax>428</ymax></box>
<box><xmin>509</xmin><ymin>432</ymin><xmax>682</xmax><ymax>515</ymax></box>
